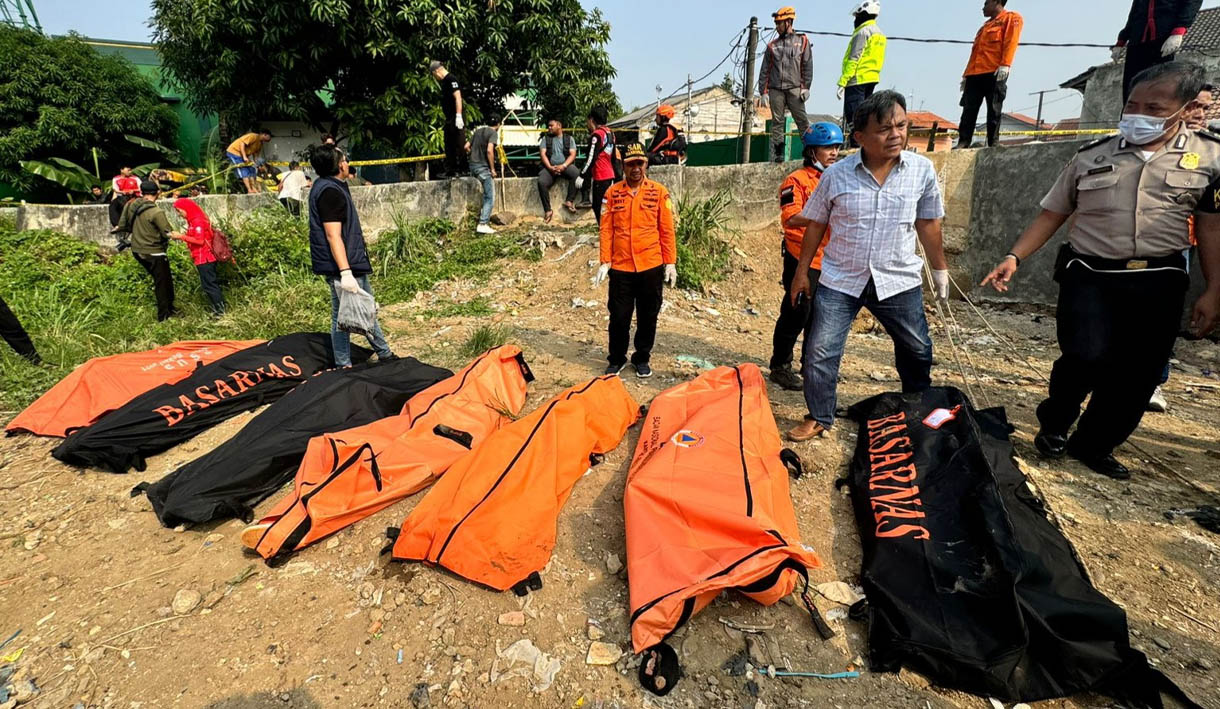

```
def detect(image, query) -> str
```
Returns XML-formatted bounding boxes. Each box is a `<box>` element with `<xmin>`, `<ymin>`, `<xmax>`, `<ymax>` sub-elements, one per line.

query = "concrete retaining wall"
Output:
<box><xmin>14</xmin><ymin>141</ymin><xmax>1101</xmax><ymax>305</ymax></box>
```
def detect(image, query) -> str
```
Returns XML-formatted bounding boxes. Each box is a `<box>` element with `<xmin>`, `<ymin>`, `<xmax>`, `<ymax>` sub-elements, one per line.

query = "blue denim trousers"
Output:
<box><xmin>802</xmin><ymin>281</ymin><xmax>933</xmax><ymax>427</ymax></box>
<box><xmin>327</xmin><ymin>274</ymin><xmax>393</xmax><ymax>366</ymax></box>
<box><xmin>470</xmin><ymin>164</ymin><xmax>495</xmax><ymax>225</ymax></box>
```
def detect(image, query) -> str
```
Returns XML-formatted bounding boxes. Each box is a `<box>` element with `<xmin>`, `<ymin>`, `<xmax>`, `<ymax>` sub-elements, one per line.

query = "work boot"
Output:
<box><xmin>1034</xmin><ymin>430</ymin><xmax>1068</xmax><ymax>458</ymax></box>
<box><xmin>769</xmin><ymin>366</ymin><xmax>803</xmax><ymax>391</ymax></box>
<box><xmin>1067</xmin><ymin>444</ymin><xmax>1131</xmax><ymax>481</ymax></box>
<box><xmin>786</xmin><ymin>418</ymin><xmax>826</xmax><ymax>442</ymax></box>
<box><xmin>1147</xmin><ymin>386</ymin><xmax>1168</xmax><ymax>412</ymax></box>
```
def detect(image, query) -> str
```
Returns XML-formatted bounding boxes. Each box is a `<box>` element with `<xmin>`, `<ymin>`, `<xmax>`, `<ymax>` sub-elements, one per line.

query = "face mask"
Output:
<box><xmin>1118</xmin><ymin>106</ymin><xmax>1182</xmax><ymax>145</ymax></box>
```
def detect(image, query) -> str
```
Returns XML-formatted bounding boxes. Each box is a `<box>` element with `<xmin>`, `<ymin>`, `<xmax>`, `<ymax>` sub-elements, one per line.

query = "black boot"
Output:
<box><xmin>769</xmin><ymin>366</ymin><xmax>803</xmax><ymax>391</ymax></box>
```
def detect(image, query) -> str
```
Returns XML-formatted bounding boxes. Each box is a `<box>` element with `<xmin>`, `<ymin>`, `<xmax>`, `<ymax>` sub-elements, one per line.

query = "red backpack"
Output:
<box><xmin>211</xmin><ymin>229</ymin><xmax>235</xmax><ymax>263</ymax></box>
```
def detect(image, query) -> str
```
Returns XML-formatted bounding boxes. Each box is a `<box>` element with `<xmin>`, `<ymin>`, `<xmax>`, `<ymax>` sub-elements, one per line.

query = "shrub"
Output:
<box><xmin>674</xmin><ymin>190</ymin><xmax>737</xmax><ymax>291</ymax></box>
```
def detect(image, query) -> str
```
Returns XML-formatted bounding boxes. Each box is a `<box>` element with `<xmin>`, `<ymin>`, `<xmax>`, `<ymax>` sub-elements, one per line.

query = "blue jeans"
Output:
<box><xmin>802</xmin><ymin>281</ymin><xmax>933</xmax><ymax>427</ymax></box>
<box><xmin>470</xmin><ymin>164</ymin><xmax>495</xmax><ymax>224</ymax></box>
<box><xmin>327</xmin><ymin>274</ymin><xmax>393</xmax><ymax>366</ymax></box>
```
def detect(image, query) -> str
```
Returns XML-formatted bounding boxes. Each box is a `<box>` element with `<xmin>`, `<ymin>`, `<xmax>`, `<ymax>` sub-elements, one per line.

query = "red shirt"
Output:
<box><xmin>112</xmin><ymin>175</ymin><xmax>140</xmax><ymax>195</ymax></box>
<box><xmin>592</xmin><ymin>126</ymin><xmax>616</xmax><ymax>182</ymax></box>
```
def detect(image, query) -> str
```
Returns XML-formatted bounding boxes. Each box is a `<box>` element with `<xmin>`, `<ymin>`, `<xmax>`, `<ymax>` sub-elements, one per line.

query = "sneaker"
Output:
<box><xmin>605</xmin><ymin>362</ymin><xmax>625</xmax><ymax>376</ymax></box>
<box><xmin>769</xmin><ymin>366</ymin><xmax>803</xmax><ymax>391</ymax></box>
<box><xmin>635</xmin><ymin>362</ymin><xmax>653</xmax><ymax>379</ymax></box>
<box><xmin>476</xmin><ymin>223</ymin><xmax>496</xmax><ymax>235</ymax></box>
<box><xmin>1147</xmin><ymin>386</ymin><xmax>1168</xmax><ymax>413</ymax></box>
<box><xmin>786</xmin><ymin>419</ymin><xmax>826</xmax><ymax>442</ymax></box>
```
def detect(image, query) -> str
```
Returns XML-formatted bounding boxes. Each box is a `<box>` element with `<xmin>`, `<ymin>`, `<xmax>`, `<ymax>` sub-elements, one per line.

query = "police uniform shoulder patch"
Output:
<box><xmin>1077</xmin><ymin>135</ymin><xmax>1116</xmax><ymax>153</ymax></box>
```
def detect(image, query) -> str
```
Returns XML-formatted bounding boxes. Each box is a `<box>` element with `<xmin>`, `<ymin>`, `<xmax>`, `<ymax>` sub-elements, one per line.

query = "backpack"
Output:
<box><xmin>211</xmin><ymin>229</ymin><xmax>235</xmax><ymax>263</ymax></box>
<box><xmin>543</xmin><ymin>134</ymin><xmax>575</xmax><ymax>162</ymax></box>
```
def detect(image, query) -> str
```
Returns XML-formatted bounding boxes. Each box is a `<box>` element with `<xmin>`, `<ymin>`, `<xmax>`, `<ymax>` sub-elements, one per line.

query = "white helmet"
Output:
<box><xmin>852</xmin><ymin>0</ymin><xmax>880</xmax><ymax>16</ymax></box>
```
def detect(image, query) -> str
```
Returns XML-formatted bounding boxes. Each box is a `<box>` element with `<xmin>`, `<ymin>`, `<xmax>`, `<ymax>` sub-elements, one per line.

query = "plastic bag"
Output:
<box><xmin>337</xmin><ymin>287</ymin><xmax>379</xmax><ymax>339</ymax></box>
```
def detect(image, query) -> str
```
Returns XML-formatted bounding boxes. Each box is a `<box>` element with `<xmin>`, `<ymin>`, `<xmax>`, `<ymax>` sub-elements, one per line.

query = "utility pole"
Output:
<box><xmin>740</xmin><ymin>16</ymin><xmax>760</xmax><ymax>164</ymax></box>
<box><xmin>1030</xmin><ymin>88</ymin><xmax>1056</xmax><ymax>131</ymax></box>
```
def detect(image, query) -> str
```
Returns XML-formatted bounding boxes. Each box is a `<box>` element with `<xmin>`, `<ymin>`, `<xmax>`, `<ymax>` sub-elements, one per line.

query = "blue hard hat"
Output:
<box><xmin>804</xmin><ymin>122</ymin><xmax>844</xmax><ymax>147</ymax></box>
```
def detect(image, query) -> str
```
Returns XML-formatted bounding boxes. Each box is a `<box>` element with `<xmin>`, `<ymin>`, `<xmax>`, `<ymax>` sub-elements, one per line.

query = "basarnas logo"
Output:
<box><xmin>670</xmin><ymin>430</ymin><xmax>704</xmax><ymax>448</ymax></box>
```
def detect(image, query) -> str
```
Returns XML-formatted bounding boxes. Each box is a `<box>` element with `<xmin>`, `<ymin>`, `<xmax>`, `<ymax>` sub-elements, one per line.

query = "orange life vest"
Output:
<box><xmin>390</xmin><ymin>375</ymin><xmax>639</xmax><ymax>592</ymax></box>
<box><xmin>625</xmin><ymin>364</ymin><xmax>827</xmax><ymax>657</ymax></box>
<box><xmin>6</xmin><ymin>340</ymin><xmax>264</xmax><ymax>438</ymax></box>
<box><xmin>245</xmin><ymin>346</ymin><xmax>534</xmax><ymax>563</ymax></box>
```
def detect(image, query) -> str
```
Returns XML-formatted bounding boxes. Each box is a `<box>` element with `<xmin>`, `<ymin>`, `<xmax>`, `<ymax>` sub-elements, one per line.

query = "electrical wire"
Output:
<box><xmin>791</xmin><ymin>27</ymin><xmax>1115</xmax><ymax>48</ymax></box>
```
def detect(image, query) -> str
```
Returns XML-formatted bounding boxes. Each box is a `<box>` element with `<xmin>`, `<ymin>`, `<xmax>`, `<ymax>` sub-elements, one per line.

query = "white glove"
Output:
<box><xmin>663</xmin><ymin>264</ymin><xmax>677</xmax><ymax>287</ymax></box>
<box><xmin>800</xmin><ymin>89</ymin><xmax>809</xmax><ymax>102</ymax></box>
<box><xmin>760</xmin><ymin>93</ymin><xmax>770</xmax><ymax>108</ymax></box>
<box><xmin>1111</xmin><ymin>46</ymin><xmax>1124</xmax><ymax>62</ymax></box>
<box><xmin>1161</xmin><ymin>33</ymin><xmax>1183</xmax><ymax>57</ymax></box>
<box><xmin>931</xmin><ymin>269</ymin><xmax>950</xmax><ymax>301</ymax></box>
<box><xmin>836</xmin><ymin>86</ymin><xmax>845</xmax><ymax>100</ymax></box>
<box><xmin>592</xmin><ymin>263</ymin><xmax>610</xmax><ymax>286</ymax></box>
<box><xmin>454</xmin><ymin>113</ymin><xmax>464</xmax><ymax>130</ymax></box>
<box><xmin>574</xmin><ymin>176</ymin><xmax>584</xmax><ymax>191</ymax></box>
<box><xmin>995</xmin><ymin>65</ymin><xmax>1010</xmax><ymax>82</ymax></box>
<box><xmin>338</xmin><ymin>269</ymin><xmax>360</xmax><ymax>294</ymax></box>
<box><xmin>959</xmin><ymin>78</ymin><xmax>966</xmax><ymax>93</ymax></box>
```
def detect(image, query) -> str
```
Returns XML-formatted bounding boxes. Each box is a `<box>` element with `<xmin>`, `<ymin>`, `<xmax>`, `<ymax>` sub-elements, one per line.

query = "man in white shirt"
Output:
<box><xmin>787</xmin><ymin>90</ymin><xmax>951</xmax><ymax>441</ymax></box>
<box><xmin>278</xmin><ymin>161</ymin><xmax>309</xmax><ymax>217</ymax></box>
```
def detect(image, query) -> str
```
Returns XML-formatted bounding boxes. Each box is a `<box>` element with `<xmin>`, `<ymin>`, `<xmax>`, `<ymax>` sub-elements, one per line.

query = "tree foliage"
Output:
<box><xmin>151</xmin><ymin>0</ymin><xmax>621</xmax><ymax>155</ymax></box>
<box><xmin>0</xmin><ymin>26</ymin><xmax>178</xmax><ymax>194</ymax></box>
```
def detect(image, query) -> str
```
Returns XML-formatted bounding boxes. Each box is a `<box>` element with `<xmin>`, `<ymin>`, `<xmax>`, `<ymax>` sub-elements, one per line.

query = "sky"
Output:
<box><xmin>31</xmin><ymin>0</ymin><xmax>1220</xmax><ymax>124</ymax></box>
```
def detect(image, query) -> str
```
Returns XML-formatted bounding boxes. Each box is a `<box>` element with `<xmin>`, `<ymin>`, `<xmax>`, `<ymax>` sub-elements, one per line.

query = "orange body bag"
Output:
<box><xmin>246</xmin><ymin>346</ymin><xmax>533</xmax><ymax>563</ymax></box>
<box><xmin>390</xmin><ymin>375</ymin><xmax>639</xmax><ymax>592</ymax></box>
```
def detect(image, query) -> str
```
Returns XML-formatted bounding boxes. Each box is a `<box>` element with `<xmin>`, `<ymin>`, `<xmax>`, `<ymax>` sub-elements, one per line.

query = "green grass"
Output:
<box><xmin>674</xmin><ymin>189</ymin><xmax>738</xmax><ymax>291</ymax></box>
<box><xmin>458</xmin><ymin>324</ymin><xmax>512</xmax><ymax>361</ymax></box>
<box><xmin>0</xmin><ymin>207</ymin><xmax>526</xmax><ymax>413</ymax></box>
<box><xmin>420</xmin><ymin>297</ymin><xmax>494</xmax><ymax>320</ymax></box>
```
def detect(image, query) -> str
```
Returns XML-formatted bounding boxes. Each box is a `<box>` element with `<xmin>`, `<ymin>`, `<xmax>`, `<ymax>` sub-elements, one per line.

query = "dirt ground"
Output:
<box><xmin>1</xmin><ymin>221</ymin><xmax>1218</xmax><ymax>709</ymax></box>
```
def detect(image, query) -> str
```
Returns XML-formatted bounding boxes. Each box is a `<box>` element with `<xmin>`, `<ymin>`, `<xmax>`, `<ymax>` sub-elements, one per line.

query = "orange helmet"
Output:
<box><xmin>773</xmin><ymin>6</ymin><xmax>796</xmax><ymax>22</ymax></box>
<box><xmin>656</xmin><ymin>104</ymin><xmax>676</xmax><ymax>120</ymax></box>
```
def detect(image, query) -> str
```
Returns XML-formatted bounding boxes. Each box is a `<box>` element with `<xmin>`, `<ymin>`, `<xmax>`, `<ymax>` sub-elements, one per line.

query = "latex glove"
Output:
<box><xmin>760</xmin><ymin>93</ymin><xmax>770</xmax><ymax>108</ymax></box>
<box><xmin>1111</xmin><ymin>45</ymin><xmax>1124</xmax><ymax>62</ymax></box>
<box><xmin>454</xmin><ymin>113</ymin><xmax>465</xmax><ymax>130</ymax></box>
<box><xmin>959</xmin><ymin>78</ymin><xmax>966</xmax><ymax>93</ymax></box>
<box><xmin>592</xmin><ymin>263</ymin><xmax>610</xmax><ymax>286</ymax></box>
<box><xmin>338</xmin><ymin>269</ymin><xmax>360</xmax><ymax>294</ymax></box>
<box><xmin>931</xmin><ymin>269</ymin><xmax>950</xmax><ymax>301</ymax></box>
<box><xmin>836</xmin><ymin>86</ymin><xmax>845</xmax><ymax>100</ymax></box>
<box><xmin>1161</xmin><ymin>33</ymin><xmax>1183</xmax><ymax>57</ymax></box>
<box><xmin>663</xmin><ymin>264</ymin><xmax>677</xmax><ymax>287</ymax></box>
<box><xmin>574</xmin><ymin>176</ymin><xmax>584</xmax><ymax>191</ymax></box>
<box><xmin>800</xmin><ymin>89</ymin><xmax>809</xmax><ymax>102</ymax></box>
<box><xmin>995</xmin><ymin>65</ymin><xmax>1010</xmax><ymax>82</ymax></box>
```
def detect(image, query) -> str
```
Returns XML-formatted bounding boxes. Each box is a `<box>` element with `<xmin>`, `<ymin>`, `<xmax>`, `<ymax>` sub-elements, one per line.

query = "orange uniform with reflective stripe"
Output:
<box><xmin>780</xmin><ymin>166</ymin><xmax>827</xmax><ymax>269</ymax></box>
<box><xmin>599</xmin><ymin>178</ymin><xmax>677</xmax><ymax>272</ymax></box>
<box><xmin>964</xmin><ymin>10</ymin><xmax>1023</xmax><ymax>77</ymax></box>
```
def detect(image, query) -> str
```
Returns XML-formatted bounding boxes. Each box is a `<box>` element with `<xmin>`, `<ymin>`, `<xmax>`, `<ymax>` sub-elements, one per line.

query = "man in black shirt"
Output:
<box><xmin>307</xmin><ymin>144</ymin><xmax>398</xmax><ymax>367</ymax></box>
<box><xmin>430</xmin><ymin>61</ymin><xmax>465</xmax><ymax>179</ymax></box>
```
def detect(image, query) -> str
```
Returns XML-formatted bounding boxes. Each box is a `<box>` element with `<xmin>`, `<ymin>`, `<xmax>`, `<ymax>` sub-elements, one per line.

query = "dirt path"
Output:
<box><xmin>1</xmin><ymin>223</ymin><xmax>1218</xmax><ymax>708</ymax></box>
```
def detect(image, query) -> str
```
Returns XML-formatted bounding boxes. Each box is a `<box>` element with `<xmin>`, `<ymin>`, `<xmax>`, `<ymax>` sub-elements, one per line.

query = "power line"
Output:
<box><xmin>791</xmin><ymin>27</ymin><xmax>1115</xmax><ymax>48</ymax></box>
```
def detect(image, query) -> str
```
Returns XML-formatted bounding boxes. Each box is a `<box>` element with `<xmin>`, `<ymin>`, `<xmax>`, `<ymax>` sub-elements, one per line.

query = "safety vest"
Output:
<box><xmin>839</xmin><ymin>20</ymin><xmax>887</xmax><ymax>87</ymax></box>
<box><xmin>649</xmin><ymin>124</ymin><xmax>684</xmax><ymax>159</ymax></box>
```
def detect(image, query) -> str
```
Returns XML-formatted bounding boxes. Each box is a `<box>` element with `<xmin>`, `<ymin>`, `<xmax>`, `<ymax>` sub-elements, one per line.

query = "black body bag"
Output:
<box><xmin>842</xmin><ymin>387</ymin><xmax>1200</xmax><ymax>708</ymax></box>
<box><xmin>53</xmin><ymin>333</ymin><xmax>367</xmax><ymax>474</ymax></box>
<box><xmin>138</xmin><ymin>356</ymin><xmax>451</xmax><ymax>528</ymax></box>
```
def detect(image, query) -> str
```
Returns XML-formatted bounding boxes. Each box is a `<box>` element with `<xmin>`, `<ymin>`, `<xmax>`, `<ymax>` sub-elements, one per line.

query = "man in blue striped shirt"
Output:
<box><xmin>787</xmin><ymin>90</ymin><xmax>950</xmax><ymax>442</ymax></box>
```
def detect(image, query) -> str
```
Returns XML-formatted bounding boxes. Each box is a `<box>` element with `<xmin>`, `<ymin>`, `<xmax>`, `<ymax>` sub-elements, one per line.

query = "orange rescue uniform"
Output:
<box><xmin>599</xmin><ymin>178</ymin><xmax>677</xmax><ymax>272</ymax></box>
<box><xmin>780</xmin><ymin>165</ymin><xmax>828</xmax><ymax>268</ymax></box>
<box><xmin>964</xmin><ymin>10</ymin><xmax>1023</xmax><ymax>77</ymax></box>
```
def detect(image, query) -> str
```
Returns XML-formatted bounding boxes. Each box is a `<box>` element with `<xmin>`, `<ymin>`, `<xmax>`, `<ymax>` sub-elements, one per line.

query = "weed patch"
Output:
<box><xmin>674</xmin><ymin>190</ymin><xmax>737</xmax><ymax>291</ymax></box>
